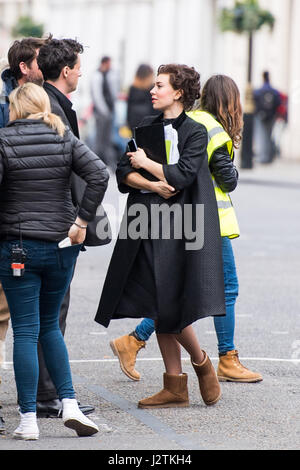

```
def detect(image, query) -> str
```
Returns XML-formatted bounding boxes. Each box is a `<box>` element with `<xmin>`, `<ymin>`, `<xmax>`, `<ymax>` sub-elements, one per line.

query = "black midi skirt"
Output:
<box><xmin>114</xmin><ymin>238</ymin><xmax>158</xmax><ymax>322</ymax></box>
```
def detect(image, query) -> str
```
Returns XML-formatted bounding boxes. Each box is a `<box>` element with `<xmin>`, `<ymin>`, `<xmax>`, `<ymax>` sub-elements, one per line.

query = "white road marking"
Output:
<box><xmin>3</xmin><ymin>356</ymin><xmax>300</xmax><ymax>367</ymax></box>
<box><xmin>70</xmin><ymin>357</ymin><xmax>300</xmax><ymax>363</ymax></box>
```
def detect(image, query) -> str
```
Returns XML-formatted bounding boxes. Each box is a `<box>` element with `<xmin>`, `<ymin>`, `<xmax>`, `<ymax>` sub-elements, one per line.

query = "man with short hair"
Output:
<box><xmin>0</xmin><ymin>37</ymin><xmax>45</xmax><ymax>127</ymax></box>
<box><xmin>36</xmin><ymin>38</ymin><xmax>108</xmax><ymax>418</ymax></box>
<box><xmin>37</xmin><ymin>38</ymin><xmax>83</xmax><ymax>138</ymax></box>
<box><xmin>0</xmin><ymin>36</ymin><xmax>46</xmax><ymax>433</ymax></box>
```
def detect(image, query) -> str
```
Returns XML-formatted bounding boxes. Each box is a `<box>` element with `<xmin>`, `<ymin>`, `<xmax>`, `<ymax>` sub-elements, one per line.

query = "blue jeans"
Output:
<box><xmin>0</xmin><ymin>239</ymin><xmax>81</xmax><ymax>413</ymax></box>
<box><xmin>135</xmin><ymin>317</ymin><xmax>156</xmax><ymax>342</ymax></box>
<box><xmin>135</xmin><ymin>237</ymin><xmax>239</xmax><ymax>354</ymax></box>
<box><xmin>213</xmin><ymin>236</ymin><xmax>238</xmax><ymax>354</ymax></box>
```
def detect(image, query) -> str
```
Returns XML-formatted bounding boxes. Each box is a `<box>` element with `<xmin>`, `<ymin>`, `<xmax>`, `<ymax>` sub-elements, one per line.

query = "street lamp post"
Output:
<box><xmin>241</xmin><ymin>30</ymin><xmax>255</xmax><ymax>168</ymax></box>
<box><xmin>219</xmin><ymin>0</ymin><xmax>275</xmax><ymax>169</ymax></box>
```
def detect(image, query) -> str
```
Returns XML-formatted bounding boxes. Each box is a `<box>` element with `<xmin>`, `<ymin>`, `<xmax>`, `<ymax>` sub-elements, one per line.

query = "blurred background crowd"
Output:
<box><xmin>0</xmin><ymin>0</ymin><xmax>298</xmax><ymax>170</ymax></box>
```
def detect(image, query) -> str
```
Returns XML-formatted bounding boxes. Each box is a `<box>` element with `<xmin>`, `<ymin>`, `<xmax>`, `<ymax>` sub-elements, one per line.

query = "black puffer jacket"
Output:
<box><xmin>209</xmin><ymin>145</ymin><xmax>238</xmax><ymax>193</ymax></box>
<box><xmin>0</xmin><ymin>119</ymin><xmax>109</xmax><ymax>242</ymax></box>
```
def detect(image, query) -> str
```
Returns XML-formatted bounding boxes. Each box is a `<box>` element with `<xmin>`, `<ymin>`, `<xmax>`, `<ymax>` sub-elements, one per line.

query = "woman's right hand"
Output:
<box><xmin>151</xmin><ymin>181</ymin><xmax>179</xmax><ymax>199</ymax></box>
<box><xmin>68</xmin><ymin>224</ymin><xmax>86</xmax><ymax>245</ymax></box>
<box><xmin>68</xmin><ymin>217</ymin><xmax>88</xmax><ymax>245</ymax></box>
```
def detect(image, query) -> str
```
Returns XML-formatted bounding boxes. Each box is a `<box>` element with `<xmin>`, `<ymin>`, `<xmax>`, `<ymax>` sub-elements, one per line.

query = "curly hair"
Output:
<box><xmin>157</xmin><ymin>64</ymin><xmax>201</xmax><ymax>111</ymax></box>
<box><xmin>200</xmin><ymin>75</ymin><xmax>243</xmax><ymax>149</ymax></box>
<box><xmin>37</xmin><ymin>38</ymin><xmax>83</xmax><ymax>81</ymax></box>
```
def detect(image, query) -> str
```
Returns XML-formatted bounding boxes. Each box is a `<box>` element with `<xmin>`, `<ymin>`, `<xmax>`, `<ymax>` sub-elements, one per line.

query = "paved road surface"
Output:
<box><xmin>0</xmin><ymin>159</ymin><xmax>299</xmax><ymax>452</ymax></box>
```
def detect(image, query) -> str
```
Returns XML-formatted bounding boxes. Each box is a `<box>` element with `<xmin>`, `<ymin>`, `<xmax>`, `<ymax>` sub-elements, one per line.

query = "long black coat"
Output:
<box><xmin>95</xmin><ymin>112</ymin><xmax>225</xmax><ymax>333</ymax></box>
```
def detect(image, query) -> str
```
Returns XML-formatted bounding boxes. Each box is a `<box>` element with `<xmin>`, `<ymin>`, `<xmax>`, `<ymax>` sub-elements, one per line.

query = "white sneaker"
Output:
<box><xmin>62</xmin><ymin>398</ymin><xmax>99</xmax><ymax>437</ymax></box>
<box><xmin>13</xmin><ymin>411</ymin><xmax>39</xmax><ymax>440</ymax></box>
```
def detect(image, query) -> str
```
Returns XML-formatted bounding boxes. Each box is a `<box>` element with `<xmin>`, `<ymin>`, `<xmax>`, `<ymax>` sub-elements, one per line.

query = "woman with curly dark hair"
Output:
<box><xmin>95</xmin><ymin>64</ymin><xmax>225</xmax><ymax>408</ymax></box>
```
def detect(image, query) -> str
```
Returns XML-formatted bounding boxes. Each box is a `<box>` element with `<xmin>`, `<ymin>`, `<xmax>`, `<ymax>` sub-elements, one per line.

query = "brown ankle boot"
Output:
<box><xmin>191</xmin><ymin>350</ymin><xmax>221</xmax><ymax>406</ymax></box>
<box><xmin>217</xmin><ymin>350</ymin><xmax>263</xmax><ymax>382</ymax></box>
<box><xmin>138</xmin><ymin>373</ymin><xmax>189</xmax><ymax>409</ymax></box>
<box><xmin>110</xmin><ymin>334</ymin><xmax>145</xmax><ymax>381</ymax></box>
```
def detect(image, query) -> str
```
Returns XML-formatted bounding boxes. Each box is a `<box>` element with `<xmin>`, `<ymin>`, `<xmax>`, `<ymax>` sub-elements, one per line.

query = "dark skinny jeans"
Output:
<box><xmin>0</xmin><ymin>239</ymin><xmax>81</xmax><ymax>413</ymax></box>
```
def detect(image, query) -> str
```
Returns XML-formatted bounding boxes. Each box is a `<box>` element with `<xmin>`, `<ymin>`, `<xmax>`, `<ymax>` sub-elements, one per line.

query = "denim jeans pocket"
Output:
<box><xmin>58</xmin><ymin>243</ymin><xmax>82</xmax><ymax>269</ymax></box>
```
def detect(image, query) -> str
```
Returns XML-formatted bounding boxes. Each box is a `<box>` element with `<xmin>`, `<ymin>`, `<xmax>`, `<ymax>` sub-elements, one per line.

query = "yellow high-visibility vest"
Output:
<box><xmin>187</xmin><ymin>110</ymin><xmax>240</xmax><ymax>238</ymax></box>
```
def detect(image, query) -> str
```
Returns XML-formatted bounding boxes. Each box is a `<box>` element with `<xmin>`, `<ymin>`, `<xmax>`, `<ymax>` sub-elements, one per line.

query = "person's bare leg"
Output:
<box><xmin>156</xmin><ymin>334</ymin><xmax>182</xmax><ymax>374</ymax></box>
<box><xmin>156</xmin><ymin>325</ymin><xmax>204</xmax><ymax>374</ymax></box>
<box><xmin>175</xmin><ymin>326</ymin><xmax>221</xmax><ymax>406</ymax></box>
<box><xmin>174</xmin><ymin>325</ymin><xmax>204</xmax><ymax>365</ymax></box>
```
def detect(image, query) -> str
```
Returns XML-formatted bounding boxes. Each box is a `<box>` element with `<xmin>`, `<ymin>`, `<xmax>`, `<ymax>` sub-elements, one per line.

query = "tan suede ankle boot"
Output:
<box><xmin>217</xmin><ymin>350</ymin><xmax>263</xmax><ymax>382</ymax></box>
<box><xmin>110</xmin><ymin>334</ymin><xmax>145</xmax><ymax>381</ymax></box>
<box><xmin>138</xmin><ymin>373</ymin><xmax>189</xmax><ymax>409</ymax></box>
<box><xmin>191</xmin><ymin>350</ymin><xmax>221</xmax><ymax>406</ymax></box>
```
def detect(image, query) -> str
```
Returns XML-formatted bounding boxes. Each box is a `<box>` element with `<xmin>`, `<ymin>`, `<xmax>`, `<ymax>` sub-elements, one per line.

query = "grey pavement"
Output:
<box><xmin>0</xmin><ymin>156</ymin><xmax>299</xmax><ymax>452</ymax></box>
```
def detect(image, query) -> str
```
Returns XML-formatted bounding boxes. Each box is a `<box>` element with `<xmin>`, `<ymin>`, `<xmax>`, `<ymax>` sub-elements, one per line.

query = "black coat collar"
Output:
<box><xmin>43</xmin><ymin>82</ymin><xmax>72</xmax><ymax>109</ymax></box>
<box><xmin>152</xmin><ymin>110</ymin><xmax>187</xmax><ymax>130</ymax></box>
<box><xmin>43</xmin><ymin>82</ymin><xmax>79</xmax><ymax>138</ymax></box>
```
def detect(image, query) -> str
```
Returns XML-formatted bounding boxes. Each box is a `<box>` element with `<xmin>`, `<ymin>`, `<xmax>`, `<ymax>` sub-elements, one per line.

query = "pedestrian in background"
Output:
<box><xmin>253</xmin><ymin>71</ymin><xmax>281</xmax><ymax>164</ymax></box>
<box><xmin>91</xmin><ymin>56</ymin><xmax>119</xmax><ymax>171</ymax></box>
<box><xmin>95</xmin><ymin>63</ymin><xmax>224</xmax><ymax>409</ymax></box>
<box><xmin>126</xmin><ymin>63</ymin><xmax>159</xmax><ymax>133</ymax></box>
<box><xmin>272</xmin><ymin>90</ymin><xmax>288</xmax><ymax>158</ymax></box>
<box><xmin>0</xmin><ymin>82</ymin><xmax>109</xmax><ymax>439</ymax></box>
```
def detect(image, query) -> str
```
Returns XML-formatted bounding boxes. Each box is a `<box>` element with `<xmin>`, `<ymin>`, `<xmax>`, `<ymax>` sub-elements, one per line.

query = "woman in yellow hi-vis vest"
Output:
<box><xmin>110</xmin><ymin>75</ymin><xmax>262</xmax><ymax>391</ymax></box>
<box><xmin>189</xmin><ymin>75</ymin><xmax>262</xmax><ymax>382</ymax></box>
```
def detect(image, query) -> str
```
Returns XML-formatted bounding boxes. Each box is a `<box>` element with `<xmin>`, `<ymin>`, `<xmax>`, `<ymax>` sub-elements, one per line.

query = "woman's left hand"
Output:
<box><xmin>127</xmin><ymin>148</ymin><xmax>148</xmax><ymax>169</ymax></box>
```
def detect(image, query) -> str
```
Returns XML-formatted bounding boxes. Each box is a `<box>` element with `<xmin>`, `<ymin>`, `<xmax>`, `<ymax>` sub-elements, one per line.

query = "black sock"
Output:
<box><xmin>129</xmin><ymin>330</ymin><xmax>142</xmax><ymax>341</ymax></box>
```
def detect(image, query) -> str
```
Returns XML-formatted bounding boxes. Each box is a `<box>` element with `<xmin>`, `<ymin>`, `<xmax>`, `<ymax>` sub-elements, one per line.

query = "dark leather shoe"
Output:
<box><xmin>0</xmin><ymin>415</ymin><xmax>5</xmax><ymax>434</ymax></box>
<box><xmin>36</xmin><ymin>399</ymin><xmax>94</xmax><ymax>418</ymax></box>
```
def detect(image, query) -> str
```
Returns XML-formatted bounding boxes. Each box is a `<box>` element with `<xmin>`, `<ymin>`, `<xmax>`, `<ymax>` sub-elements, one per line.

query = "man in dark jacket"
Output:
<box><xmin>0</xmin><ymin>36</ymin><xmax>46</xmax><ymax>432</ymax></box>
<box><xmin>35</xmin><ymin>38</ymin><xmax>103</xmax><ymax>418</ymax></box>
